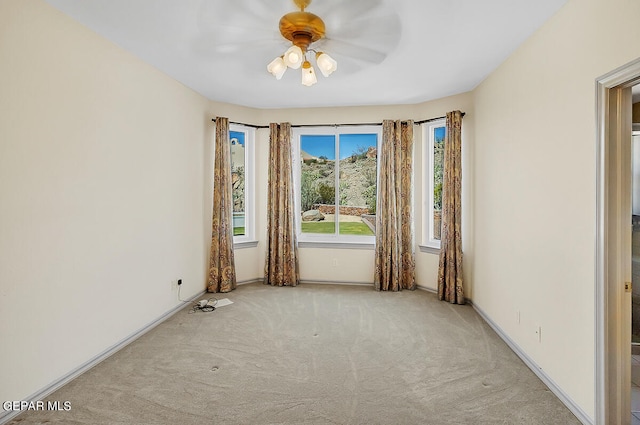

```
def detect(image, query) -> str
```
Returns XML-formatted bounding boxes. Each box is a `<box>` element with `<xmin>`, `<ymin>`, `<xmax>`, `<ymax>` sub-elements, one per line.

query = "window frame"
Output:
<box><xmin>292</xmin><ymin>125</ymin><xmax>381</xmax><ymax>249</ymax></box>
<box><xmin>421</xmin><ymin>119</ymin><xmax>446</xmax><ymax>252</ymax></box>
<box><xmin>229</xmin><ymin>124</ymin><xmax>257</xmax><ymax>249</ymax></box>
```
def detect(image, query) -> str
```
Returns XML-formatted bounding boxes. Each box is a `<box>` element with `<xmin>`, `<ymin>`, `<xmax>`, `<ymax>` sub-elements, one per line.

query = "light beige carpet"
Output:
<box><xmin>9</xmin><ymin>283</ymin><xmax>581</xmax><ymax>424</ymax></box>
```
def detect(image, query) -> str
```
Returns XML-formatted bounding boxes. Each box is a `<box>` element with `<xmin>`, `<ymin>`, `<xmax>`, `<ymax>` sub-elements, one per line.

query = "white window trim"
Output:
<box><xmin>292</xmin><ymin>125</ymin><xmax>381</xmax><ymax>248</ymax></box>
<box><xmin>420</xmin><ymin>119</ymin><xmax>445</xmax><ymax>252</ymax></box>
<box><xmin>229</xmin><ymin>124</ymin><xmax>257</xmax><ymax>249</ymax></box>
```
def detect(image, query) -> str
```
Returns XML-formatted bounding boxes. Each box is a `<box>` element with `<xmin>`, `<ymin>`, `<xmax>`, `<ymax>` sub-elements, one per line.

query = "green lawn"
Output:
<box><xmin>233</xmin><ymin>227</ymin><xmax>245</xmax><ymax>236</ymax></box>
<box><xmin>302</xmin><ymin>221</ymin><xmax>374</xmax><ymax>236</ymax></box>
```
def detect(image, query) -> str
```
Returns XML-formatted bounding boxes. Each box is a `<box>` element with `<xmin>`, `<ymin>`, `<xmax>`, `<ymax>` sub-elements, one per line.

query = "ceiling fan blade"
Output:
<box><xmin>199</xmin><ymin>25</ymin><xmax>280</xmax><ymax>46</ymax></box>
<box><xmin>313</xmin><ymin>0</ymin><xmax>384</xmax><ymax>24</ymax></box>
<box><xmin>328</xmin><ymin>14</ymin><xmax>400</xmax><ymax>42</ymax></box>
<box><xmin>314</xmin><ymin>1</ymin><xmax>401</xmax><ymax>67</ymax></box>
<box><xmin>196</xmin><ymin>0</ymin><xmax>283</xmax><ymax>33</ymax></box>
<box><xmin>319</xmin><ymin>39</ymin><xmax>388</xmax><ymax>64</ymax></box>
<box><xmin>195</xmin><ymin>36</ymin><xmax>283</xmax><ymax>56</ymax></box>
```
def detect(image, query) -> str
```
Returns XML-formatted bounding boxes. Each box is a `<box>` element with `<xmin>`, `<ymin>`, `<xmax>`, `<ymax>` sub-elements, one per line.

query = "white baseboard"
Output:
<box><xmin>300</xmin><ymin>279</ymin><xmax>373</xmax><ymax>286</ymax></box>
<box><xmin>470</xmin><ymin>301</ymin><xmax>594</xmax><ymax>425</ymax></box>
<box><xmin>416</xmin><ymin>284</ymin><xmax>437</xmax><ymax>294</ymax></box>
<box><xmin>242</xmin><ymin>278</ymin><xmax>436</xmax><ymax>291</ymax></box>
<box><xmin>239</xmin><ymin>277</ymin><xmax>375</xmax><ymax>287</ymax></box>
<box><xmin>236</xmin><ymin>278</ymin><xmax>263</xmax><ymax>285</ymax></box>
<box><xmin>0</xmin><ymin>290</ymin><xmax>204</xmax><ymax>425</ymax></box>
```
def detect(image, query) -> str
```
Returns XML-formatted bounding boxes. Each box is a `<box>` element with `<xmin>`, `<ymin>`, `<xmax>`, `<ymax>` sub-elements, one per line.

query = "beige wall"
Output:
<box><xmin>0</xmin><ymin>0</ymin><xmax>249</xmax><ymax>403</ymax></box>
<box><xmin>472</xmin><ymin>0</ymin><xmax>640</xmax><ymax>419</ymax></box>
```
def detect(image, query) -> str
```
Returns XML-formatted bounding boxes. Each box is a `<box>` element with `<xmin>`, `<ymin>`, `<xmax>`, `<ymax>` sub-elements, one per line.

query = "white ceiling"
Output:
<box><xmin>45</xmin><ymin>0</ymin><xmax>567</xmax><ymax>109</ymax></box>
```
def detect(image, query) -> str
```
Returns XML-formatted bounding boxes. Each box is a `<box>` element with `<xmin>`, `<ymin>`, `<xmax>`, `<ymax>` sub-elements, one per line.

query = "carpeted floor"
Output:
<box><xmin>8</xmin><ymin>283</ymin><xmax>581</xmax><ymax>424</ymax></box>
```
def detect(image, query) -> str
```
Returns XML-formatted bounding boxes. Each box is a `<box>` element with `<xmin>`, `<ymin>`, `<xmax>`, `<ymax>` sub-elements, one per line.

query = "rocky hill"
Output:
<box><xmin>301</xmin><ymin>150</ymin><xmax>377</xmax><ymax>213</ymax></box>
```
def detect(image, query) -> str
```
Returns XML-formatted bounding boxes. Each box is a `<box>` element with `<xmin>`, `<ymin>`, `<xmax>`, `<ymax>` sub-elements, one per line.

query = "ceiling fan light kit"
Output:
<box><xmin>283</xmin><ymin>45</ymin><xmax>304</xmax><ymax>69</ymax></box>
<box><xmin>267</xmin><ymin>0</ymin><xmax>337</xmax><ymax>86</ymax></box>
<box><xmin>301</xmin><ymin>60</ymin><xmax>318</xmax><ymax>86</ymax></box>
<box><xmin>315</xmin><ymin>51</ymin><xmax>337</xmax><ymax>77</ymax></box>
<box><xmin>267</xmin><ymin>56</ymin><xmax>287</xmax><ymax>80</ymax></box>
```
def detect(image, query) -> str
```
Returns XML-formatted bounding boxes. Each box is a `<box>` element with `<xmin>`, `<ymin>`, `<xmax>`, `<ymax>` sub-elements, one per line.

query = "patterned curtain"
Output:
<box><xmin>438</xmin><ymin>111</ymin><xmax>464</xmax><ymax>304</ymax></box>
<box><xmin>264</xmin><ymin>123</ymin><xmax>300</xmax><ymax>287</ymax></box>
<box><xmin>207</xmin><ymin>117</ymin><xmax>236</xmax><ymax>293</ymax></box>
<box><xmin>374</xmin><ymin>120</ymin><xmax>416</xmax><ymax>291</ymax></box>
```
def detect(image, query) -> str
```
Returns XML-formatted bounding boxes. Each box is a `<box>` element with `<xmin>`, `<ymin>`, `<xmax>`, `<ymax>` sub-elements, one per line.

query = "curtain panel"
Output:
<box><xmin>264</xmin><ymin>123</ymin><xmax>300</xmax><ymax>287</ymax></box>
<box><xmin>437</xmin><ymin>110</ymin><xmax>464</xmax><ymax>304</ymax></box>
<box><xmin>374</xmin><ymin>120</ymin><xmax>416</xmax><ymax>291</ymax></box>
<box><xmin>207</xmin><ymin>117</ymin><xmax>237</xmax><ymax>293</ymax></box>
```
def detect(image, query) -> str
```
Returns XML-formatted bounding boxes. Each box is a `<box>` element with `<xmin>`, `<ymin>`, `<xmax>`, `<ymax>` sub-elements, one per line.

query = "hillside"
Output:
<box><xmin>301</xmin><ymin>151</ymin><xmax>377</xmax><ymax>213</ymax></box>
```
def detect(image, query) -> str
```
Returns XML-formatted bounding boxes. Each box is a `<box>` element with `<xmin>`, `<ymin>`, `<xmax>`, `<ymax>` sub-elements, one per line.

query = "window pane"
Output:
<box><xmin>338</xmin><ymin>134</ymin><xmax>377</xmax><ymax>236</ymax></box>
<box><xmin>300</xmin><ymin>135</ymin><xmax>335</xmax><ymax>234</ymax></box>
<box><xmin>230</xmin><ymin>131</ymin><xmax>245</xmax><ymax>236</ymax></box>
<box><xmin>433</xmin><ymin>126</ymin><xmax>445</xmax><ymax>240</ymax></box>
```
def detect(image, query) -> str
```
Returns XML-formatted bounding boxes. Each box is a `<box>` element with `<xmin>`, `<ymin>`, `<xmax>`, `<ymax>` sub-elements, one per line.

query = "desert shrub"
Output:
<box><xmin>362</xmin><ymin>167</ymin><xmax>377</xmax><ymax>187</ymax></box>
<box><xmin>434</xmin><ymin>182</ymin><xmax>442</xmax><ymax>211</ymax></box>
<box><xmin>232</xmin><ymin>166</ymin><xmax>245</xmax><ymax>212</ymax></box>
<box><xmin>301</xmin><ymin>170</ymin><xmax>321</xmax><ymax>211</ymax></box>
<box><xmin>339</xmin><ymin>181</ymin><xmax>348</xmax><ymax>205</ymax></box>
<box><xmin>317</xmin><ymin>183</ymin><xmax>335</xmax><ymax>204</ymax></box>
<box><xmin>363</xmin><ymin>185</ymin><xmax>377</xmax><ymax>214</ymax></box>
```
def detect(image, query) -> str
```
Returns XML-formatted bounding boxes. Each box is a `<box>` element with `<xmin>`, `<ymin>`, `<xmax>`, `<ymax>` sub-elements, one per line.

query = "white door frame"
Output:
<box><xmin>595</xmin><ymin>57</ymin><xmax>640</xmax><ymax>425</ymax></box>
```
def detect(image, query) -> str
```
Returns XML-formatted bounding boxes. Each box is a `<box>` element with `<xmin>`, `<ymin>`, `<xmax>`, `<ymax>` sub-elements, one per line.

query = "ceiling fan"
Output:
<box><xmin>198</xmin><ymin>0</ymin><xmax>401</xmax><ymax>84</ymax></box>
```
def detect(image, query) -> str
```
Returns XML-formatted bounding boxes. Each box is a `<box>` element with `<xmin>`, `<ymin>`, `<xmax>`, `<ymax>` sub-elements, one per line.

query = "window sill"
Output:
<box><xmin>419</xmin><ymin>245</ymin><xmax>440</xmax><ymax>254</ymax></box>
<box><xmin>233</xmin><ymin>240</ymin><xmax>259</xmax><ymax>249</ymax></box>
<box><xmin>298</xmin><ymin>241</ymin><xmax>375</xmax><ymax>250</ymax></box>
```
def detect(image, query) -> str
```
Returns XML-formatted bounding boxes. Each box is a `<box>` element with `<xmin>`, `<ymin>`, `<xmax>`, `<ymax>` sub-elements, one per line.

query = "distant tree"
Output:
<box><xmin>355</xmin><ymin>145</ymin><xmax>369</xmax><ymax>160</ymax></box>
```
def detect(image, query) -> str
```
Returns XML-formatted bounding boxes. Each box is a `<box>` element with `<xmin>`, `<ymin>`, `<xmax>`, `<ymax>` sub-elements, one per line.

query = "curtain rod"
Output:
<box><xmin>211</xmin><ymin>112</ymin><xmax>465</xmax><ymax>129</ymax></box>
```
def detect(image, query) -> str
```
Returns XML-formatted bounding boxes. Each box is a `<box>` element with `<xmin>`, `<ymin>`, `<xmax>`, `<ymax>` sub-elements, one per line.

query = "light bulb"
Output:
<box><xmin>315</xmin><ymin>52</ymin><xmax>337</xmax><ymax>77</ymax></box>
<box><xmin>267</xmin><ymin>56</ymin><xmax>287</xmax><ymax>80</ymax></box>
<box><xmin>301</xmin><ymin>61</ymin><xmax>317</xmax><ymax>87</ymax></box>
<box><xmin>283</xmin><ymin>45</ymin><xmax>304</xmax><ymax>69</ymax></box>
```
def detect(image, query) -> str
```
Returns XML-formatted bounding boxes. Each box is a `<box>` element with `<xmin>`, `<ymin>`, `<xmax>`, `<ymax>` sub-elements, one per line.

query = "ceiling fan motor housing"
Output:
<box><xmin>279</xmin><ymin>11</ymin><xmax>326</xmax><ymax>51</ymax></box>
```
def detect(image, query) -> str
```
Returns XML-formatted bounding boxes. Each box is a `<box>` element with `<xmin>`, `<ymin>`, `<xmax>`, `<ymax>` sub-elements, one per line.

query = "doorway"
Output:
<box><xmin>596</xmin><ymin>59</ymin><xmax>640</xmax><ymax>425</ymax></box>
<box><xmin>632</xmin><ymin>83</ymin><xmax>640</xmax><ymax>423</ymax></box>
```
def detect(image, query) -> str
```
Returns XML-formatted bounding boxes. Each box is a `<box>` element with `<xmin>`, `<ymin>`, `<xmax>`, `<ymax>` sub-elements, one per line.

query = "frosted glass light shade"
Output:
<box><xmin>301</xmin><ymin>61</ymin><xmax>317</xmax><ymax>86</ymax></box>
<box><xmin>267</xmin><ymin>56</ymin><xmax>287</xmax><ymax>80</ymax></box>
<box><xmin>315</xmin><ymin>52</ymin><xmax>337</xmax><ymax>77</ymax></box>
<box><xmin>283</xmin><ymin>45</ymin><xmax>304</xmax><ymax>69</ymax></box>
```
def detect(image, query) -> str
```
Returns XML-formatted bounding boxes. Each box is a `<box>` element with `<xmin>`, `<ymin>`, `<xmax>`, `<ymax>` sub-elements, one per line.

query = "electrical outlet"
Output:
<box><xmin>535</xmin><ymin>326</ymin><xmax>542</xmax><ymax>343</ymax></box>
<box><xmin>332</xmin><ymin>258</ymin><xmax>338</xmax><ymax>267</ymax></box>
<box><xmin>170</xmin><ymin>279</ymin><xmax>182</xmax><ymax>291</ymax></box>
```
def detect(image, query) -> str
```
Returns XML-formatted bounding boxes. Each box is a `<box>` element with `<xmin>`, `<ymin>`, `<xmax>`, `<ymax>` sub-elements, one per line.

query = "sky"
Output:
<box><xmin>230</xmin><ymin>130</ymin><xmax>245</xmax><ymax>146</ymax></box>
<box><xmin>434</xmin><ymin>126</ymin><xmax>445</xmax><ymax>142</ymax></box>
<box><xmin>301</xmin><ymin>133</ymin><xmax>377</xmax><ymax>160</ymax></box>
